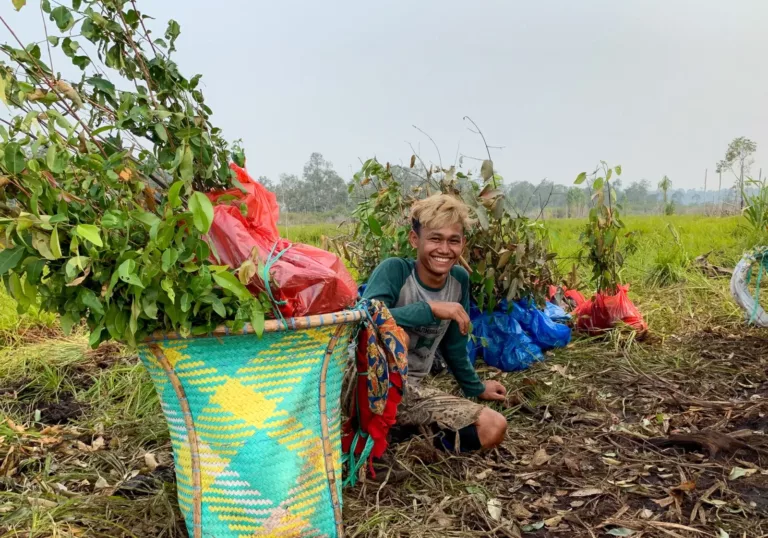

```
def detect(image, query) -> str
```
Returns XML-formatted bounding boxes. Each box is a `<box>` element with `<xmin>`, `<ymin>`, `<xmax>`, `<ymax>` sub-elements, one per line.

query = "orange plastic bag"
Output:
<box><xmin>206</xmin><ymin>164</ymin><xmax>357</xmax><ymax>317</ymax></box>
<box><xmin>572</xmin><ymin>284</ymin><xmax>647</xmax><ymax>335</ymax></box>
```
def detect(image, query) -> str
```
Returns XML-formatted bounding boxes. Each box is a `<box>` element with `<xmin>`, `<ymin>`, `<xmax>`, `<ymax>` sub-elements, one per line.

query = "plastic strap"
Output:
<box><xmin>262</xmin><ymin>242</ymin><xmax>293</xmax><ymax>328</ymax></box>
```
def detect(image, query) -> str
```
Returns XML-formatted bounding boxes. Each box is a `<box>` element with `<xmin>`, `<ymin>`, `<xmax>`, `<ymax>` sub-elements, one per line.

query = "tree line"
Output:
<box><xmin>261</xmin><ymin>135</ymin><xmax>758</xmax><ymax>218</ymax></box>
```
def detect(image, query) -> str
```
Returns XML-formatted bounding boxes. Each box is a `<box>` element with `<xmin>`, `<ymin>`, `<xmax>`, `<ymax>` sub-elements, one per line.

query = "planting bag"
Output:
<box><xmin>548</xmin><ymin>285</ymin><xmax>587</xmax><ymax>311</ymax></box>
<box><xmin>572</xmin><ymin>284</ymin><xmax>648</xmax><ymax>334</ymax></box>
<box><xmin>510</xmin><ymin>300</ymin><xmax>572</xmax><ymax>350</ymax></box>
<box><xmin>206</xmin><ymin>164</ymin><xmax>357</xmax><ymax>317</ymax></box>
<box><xmin>545</xmin><ymin>301</ymin><xmax>570</xmax><ymax>323</ymax></box>
<box><xmin>467</xmin><ymin>305</ymin><xmax>544</xmax><ymax>372</ymax></box>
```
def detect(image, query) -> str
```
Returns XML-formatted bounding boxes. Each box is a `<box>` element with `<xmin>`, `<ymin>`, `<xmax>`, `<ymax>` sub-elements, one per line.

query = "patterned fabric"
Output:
<box><xmin>138</xmin><ymin>324</ymin><xmax>354</xmax><ymax>538</ymax></box>
<box><xmin>341</xmin><ymin>300</ymin><xmax>409</xmax><ymax>465</ymax></box>
<box><xmin>397</xmin><ymin>383</ymin><xmax>484</xmax><ymax>431</ymax></box>
<box><xmin>362</xmin><ymin>299</ymin><xmax>409</xmax><ymax>415</ymax></box>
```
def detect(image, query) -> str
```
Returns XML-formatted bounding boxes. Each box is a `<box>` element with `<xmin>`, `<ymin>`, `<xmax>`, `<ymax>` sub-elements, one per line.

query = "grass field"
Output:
<box><xmin>1</xmin><ymin>214</ymin><xmax>767</xmax><ymax>537</ymax></box>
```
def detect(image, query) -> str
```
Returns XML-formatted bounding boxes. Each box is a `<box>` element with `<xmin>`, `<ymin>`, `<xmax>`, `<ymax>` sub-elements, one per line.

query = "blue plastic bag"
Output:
<box><xmin>511</xmin><ymin>300</ymin><xmax>572</xmax><ymax>350</ymax></box>
<box><xmin>544</xmin><ymin>301</ymin><xmax>570</xmax><ymax>323</ymax></box>
<box><xmin>467</xmin><ymin>306</ymin><xmax>544</xmax><ymax>372</ymax></box>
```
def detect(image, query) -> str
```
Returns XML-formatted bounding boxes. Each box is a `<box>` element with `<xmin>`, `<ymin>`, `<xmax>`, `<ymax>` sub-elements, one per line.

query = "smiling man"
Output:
<box><xmin>363</xmin><ymin>194</ymin><xmax>508</xmax><ymax>452</ymax></box>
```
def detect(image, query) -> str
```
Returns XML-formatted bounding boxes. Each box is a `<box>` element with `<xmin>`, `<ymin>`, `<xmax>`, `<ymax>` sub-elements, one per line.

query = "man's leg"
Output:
<box><xmin>398</xmin><ymin>384</ymin><xmax>508</xmax><ymax>452</ymax></box>
<box><xmin>475</xmin><ymin>407</ymin><xmax>508</xmax><ymax>449</ymax></box>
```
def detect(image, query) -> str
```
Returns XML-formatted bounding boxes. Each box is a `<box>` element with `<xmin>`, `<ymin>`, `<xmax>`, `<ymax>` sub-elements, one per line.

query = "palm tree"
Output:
<box><xmin>658</xmin><ymin>175</ymin><xmax>672</xmax><ymax>206</ymax></box>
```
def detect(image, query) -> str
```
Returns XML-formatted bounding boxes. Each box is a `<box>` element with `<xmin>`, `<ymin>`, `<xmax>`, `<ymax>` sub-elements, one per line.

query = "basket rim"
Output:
<box><xmin>142</xmin><ymin>309</ymin><xmax>364</xmax><ymax>343</ymax></box>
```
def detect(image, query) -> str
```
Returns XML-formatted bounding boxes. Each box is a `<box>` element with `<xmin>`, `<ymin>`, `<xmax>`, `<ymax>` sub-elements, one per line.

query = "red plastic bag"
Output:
<box><xmin>205</xmin><ymin>164</ymin><xmax>357</xmax><ymax>317</ymax></box>
<box><xmin>572</xmin><ymin>284</ymin><xmax>647</xmax><ymax>334</ymax></box>
<box><xmin>547</xmin><ymin>285</ymin><xmax>587</xmax><ymax>311</ymax></box>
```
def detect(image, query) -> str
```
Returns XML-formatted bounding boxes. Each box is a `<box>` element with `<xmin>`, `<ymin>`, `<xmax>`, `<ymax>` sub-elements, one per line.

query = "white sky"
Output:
<box><xmin>5</xmin><ymin>0</ymin><xmax>768</xmax><ymax>189</ymax></box>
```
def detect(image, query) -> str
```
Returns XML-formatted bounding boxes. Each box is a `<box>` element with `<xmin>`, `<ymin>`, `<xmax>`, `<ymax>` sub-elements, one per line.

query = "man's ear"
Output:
<box><xmin>408</xmin><ymin>229</ymin><xmax>419</xmax><ymax>250</ymax></box>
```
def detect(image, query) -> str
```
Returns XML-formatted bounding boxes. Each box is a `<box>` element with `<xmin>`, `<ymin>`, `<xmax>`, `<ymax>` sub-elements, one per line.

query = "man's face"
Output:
<box><xmin>409</xmin><ymin>222</ymin><xmax>465</xmax><ymax>277</ymax></box>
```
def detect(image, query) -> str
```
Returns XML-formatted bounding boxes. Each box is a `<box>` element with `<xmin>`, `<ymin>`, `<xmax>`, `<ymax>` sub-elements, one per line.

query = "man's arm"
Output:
<box><xmin>439</xmin><ymin>268</ymin><xmax>486</xmax><ymax>397</ymax></box>
<box><xmin>363</xmin><ymin>258</ymin><xmax>437</xmax><ymax>328</ymax></box>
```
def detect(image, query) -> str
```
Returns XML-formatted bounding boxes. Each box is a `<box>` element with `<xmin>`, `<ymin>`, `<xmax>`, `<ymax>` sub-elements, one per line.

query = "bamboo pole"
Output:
<box><xmin>149</xmin><ymin>344</ymin><xmax>203</xmax><ymax>538</ymax></box>
<box><xmin>319</xmin><ymin>325</ymin><xmax>347</xmax><ymax>537</ymax></box>
<box><xmin>144</xmin><ymin>309</ymin><xmax>365</xmax><ymax>342</ymax></box>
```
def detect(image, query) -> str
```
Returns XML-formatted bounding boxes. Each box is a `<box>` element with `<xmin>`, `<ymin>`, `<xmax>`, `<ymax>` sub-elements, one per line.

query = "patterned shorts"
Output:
<box><xmin>341</xmin><ymin>362</ymin><xmax>484</xmax><ymax>433</ymax></box>
<box><xmin>397</xmin><ymin>382</ymin><xmax>484</xmax><ymax>431</ymax></box>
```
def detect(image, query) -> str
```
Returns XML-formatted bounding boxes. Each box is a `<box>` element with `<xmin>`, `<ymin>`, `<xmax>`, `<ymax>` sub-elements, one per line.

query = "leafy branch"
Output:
<box><xmin>0</xmin><ymin>0</ymin><xmax>267</xmax><ymax>348</ymax></box>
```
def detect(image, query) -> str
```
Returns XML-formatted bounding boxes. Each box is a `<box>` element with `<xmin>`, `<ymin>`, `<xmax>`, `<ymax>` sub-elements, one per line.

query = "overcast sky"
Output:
<box><xmin>7</xmin><ymin>0</ymin><xmax>768</xmax><ymax>190</ymax></box>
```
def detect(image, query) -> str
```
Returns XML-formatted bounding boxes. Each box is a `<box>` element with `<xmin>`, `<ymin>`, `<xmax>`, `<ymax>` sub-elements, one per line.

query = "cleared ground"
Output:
<box><xmin>1</xmin><ymin>215</ymin><xmax>767</xmax><ymax>537</ymax></box>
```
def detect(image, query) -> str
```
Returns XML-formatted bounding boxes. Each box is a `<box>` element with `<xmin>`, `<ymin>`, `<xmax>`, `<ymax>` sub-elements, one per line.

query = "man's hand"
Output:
<box><xmin>428</xmin><ymin>301</ymin><xmax>470</xmax><ymax>335</ymax></box>
<box><xmin>478</xmin><ymin>380</ymin><xmax>507</xmax><ymax>402</ymax></box>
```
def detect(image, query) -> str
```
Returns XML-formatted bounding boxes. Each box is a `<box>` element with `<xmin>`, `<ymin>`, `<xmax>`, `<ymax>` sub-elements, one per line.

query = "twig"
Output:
<box><xmin>0</xmin><ymin>14</ymin><xmax>106</xmax><ymax>157</ymax></box>
<box><xmin>39</xmin><ymin>3</ymin><xmax>54</xmax><ymax>74</ymax></box>
<box><xmin>412</xmin><ymin>125</ymin><xmax>442</xmax><ymax>171</ymax></box>
<box><xmin>463</xmin><ymin>116</ymin><xmax>497</xmax><ymax>188</ymax></box>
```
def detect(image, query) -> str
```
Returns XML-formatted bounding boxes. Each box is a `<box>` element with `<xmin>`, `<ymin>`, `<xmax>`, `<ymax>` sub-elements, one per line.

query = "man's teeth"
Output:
<box><xmin>434</xmin><ymin>257</ymin><xmax>451</xmax><ymax>263</ymax></box>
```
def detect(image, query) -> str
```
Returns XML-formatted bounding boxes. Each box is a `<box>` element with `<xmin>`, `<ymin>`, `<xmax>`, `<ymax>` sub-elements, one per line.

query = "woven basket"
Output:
<box><xmin>138</xmin><ymin>310</ymin><xmax>363</xmax><ymax>538</ymax></box>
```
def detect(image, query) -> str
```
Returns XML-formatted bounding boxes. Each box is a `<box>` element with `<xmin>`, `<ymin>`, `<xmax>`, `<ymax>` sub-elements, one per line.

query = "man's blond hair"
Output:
<box><xmin>410</xmin><ymin>194</ymin><xmax>473</xmax><ymax>233</ymax></box>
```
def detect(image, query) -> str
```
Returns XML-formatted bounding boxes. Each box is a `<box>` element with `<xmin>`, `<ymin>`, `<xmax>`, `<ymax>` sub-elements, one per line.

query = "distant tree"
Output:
<box><xmin>625</xmin><ymin>180</ymin><xmax>652</xmax><ymax>212</ymax></box>
<box><xmin>658</xmin><ymin>175</ymin><xmax>672</xmax><ymax>206</ymax></box>
<box><xmin>716</xmin><ymin>136</ymin><xmax>757</xmax><ymax>209</ymax></box>
<box><xmin>303</xmin><ymin>153</ymin><xmax>348</xmax><ymax>211</ymax></box>
<box><xmin>566</xmin><ymin>187</ymin><xmax>586</xmax><ymax>217</ymax></box>
<box><xmin>272</xmin><ymin>153</ymin><xmax>349</xmax><ymax>213</ymax></box>
<box><xmin>671</xmin><ymin>189</ymin><xmax>685</xmax><ymax>205</ymax></box>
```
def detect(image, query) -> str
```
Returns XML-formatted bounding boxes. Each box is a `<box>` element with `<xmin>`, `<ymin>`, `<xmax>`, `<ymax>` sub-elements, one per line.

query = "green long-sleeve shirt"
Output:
<box><xmin>363</xmin><ymin>258</ymin><xmax>485</xmax><ymax>397</ymax></box>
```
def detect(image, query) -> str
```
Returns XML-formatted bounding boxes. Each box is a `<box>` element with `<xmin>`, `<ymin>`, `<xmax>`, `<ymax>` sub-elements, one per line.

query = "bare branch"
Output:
<box><xmin>412</xmin><ymin>125</ymin><xmax>443</xmax><ymax>170</ymax></box>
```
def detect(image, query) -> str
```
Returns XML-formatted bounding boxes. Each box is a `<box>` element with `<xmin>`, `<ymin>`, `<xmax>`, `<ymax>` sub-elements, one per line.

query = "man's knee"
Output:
<box><xmin>477</xmin><ymin>408</ymin><xmax>507</xmax><ymax>449</ymax></box>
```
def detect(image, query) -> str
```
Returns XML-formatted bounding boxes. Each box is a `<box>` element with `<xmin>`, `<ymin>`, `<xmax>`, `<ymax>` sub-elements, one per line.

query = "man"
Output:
<box><xmin>363</xmin><ymin>194</ymin><xmax>508</xmax><ymax>451</ymax></box>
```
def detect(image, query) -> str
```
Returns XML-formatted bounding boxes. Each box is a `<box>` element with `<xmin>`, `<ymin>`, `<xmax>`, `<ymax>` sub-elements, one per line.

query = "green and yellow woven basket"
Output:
<box><xmin>138</xmin><ymin>310</ymin><xmax>363</xmax><ymax>538</ymax></box>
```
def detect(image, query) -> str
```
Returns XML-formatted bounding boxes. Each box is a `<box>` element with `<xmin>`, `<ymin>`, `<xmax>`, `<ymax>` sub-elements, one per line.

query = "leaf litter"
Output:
<box><xmin>1</xmin><ymin>270</ymin><xmax>768</xmax><ymax>536</ymax></box>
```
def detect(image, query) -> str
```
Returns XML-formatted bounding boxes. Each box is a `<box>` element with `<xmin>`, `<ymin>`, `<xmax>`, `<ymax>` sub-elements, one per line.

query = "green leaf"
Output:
<box><xmin>87</xmin><ymin>76</ymin><xmax>116</xmax><ymax>98</ymax></box>
<box><xmin>142</xmin><ymin>296</ymin><xmax>158</xmax><ymax>319</ymax></box>
<box><xmin>368</xmin><ymin>215</ymin><xmax>383</xmax><ymax>237</ymax></box>
<box><xmin>168</xmin><ymin>181</ymin><xmax>184</xmax><ymax>209</ymax></box>
<box><xmin>213</xmin><ymin>271</ymin><xmax>252</xmax><ymax>301</ymax></box>
<box><xmin>179</xmin><ymin>143</ymin><xmax>193</xmax><ymax>183</ymax></box>
<box><xmin>72</xmin><ymin>0</ymin><xmax>81</xmax><ymax>10</ymax></box>
<box><xmin>0</xmin><ymin>75</ymin><xmax>7</xmax><ymax>105</ymax></box>
<box><xmin>180</xmin><ymin>292</ymin><xmax>191</xmax><ymax>312</ymax></box>
<box><xmin>75</xmin><ymin>224</ymin><xmax>103</xmax><ymax>247</ymax></box>
<box><xmin>88</xmin><ymin>325</ymin><xmax>103</xmax><ymax>348</ymax></box>
<box><xmin>154</xmin><ymin>122</ymin><xmax>168</xmax><ymax>142</ymax></box>
<box><xmin>4</xmin><ymin>143</ymin><xmax>26</xmax><ymax>174</ymax></box>
<box><xmin>50</xmin><ymin>6</ymin><xmax>75</xmax><ymax>31</ymax></box>
<box><xmin>161</xmin><ymin>248</ymin><xmax>179</xmax><ymax>272</ymax></box>
<box><xmin>574</xmin><ymin>172</ymin><xmax>587</xmax><ymax>185</ymax></box>
<box><xmin>60</xmin><ymin>312</ymin><xmax>75</xmax><ymax>335</ymax></box>
<box><xmin>12</xmin><ymin>0</ymin><xmax>26</xmax><ymax>11</ymax></box>
<box><xmin>606</xmin><ymin>168</ymin><xmax>613</xmax><ymax>182</ymax></box>
<box><xmin>133</xmin><ymin>211</ymin><xmax>160</xmax><ymax>228</ymax></box>
<box><xmin>188</xmin><ymin>192</ymin><xmax>214</xmax><ymax>233</ymax></box>
<box><xmin>593</xmin><ymin>178</ymin><xmax>604</xmax><ymax>191</ymax></box>
<box><xmin>47</xmin><ymin>36</ymin><xmax>59</xmax><ymax>46</ymax></box>
<box><xmin>211</xmin><ymin>297</ymin><xmax>226</xmax><ymax>317</ymax></box>
<box><xmin>615</xmin><ymin>165</ymin><xmax>622</xmax><ymax>176</ymax></box>
<box><xmin>250</xmin><ymin>304</ymin><xmax>265</xmax><ymax>337</ymax></box>
<box><xmin>80</xmin><ymin>289</ymin><xmax>104</xmax><ymax>315</ymax></box>
<box><xmin>0</xmin><ymin>246</ymin><xmax>25</xmax><ymax>275</ymax></box>
<box><xmin>32</xmin><ymin>232</ymin><xmax>55</xmax><ymax>260</ymax></box>
<box><xmin>161</xmin><ymin>277</ymin><xmax>175</xmax><ymax>303</ymax></box>
<box><xmin>72</xmin><ymin>56</ymin><xmax>91</xmax><ymax>70</ymax></box>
